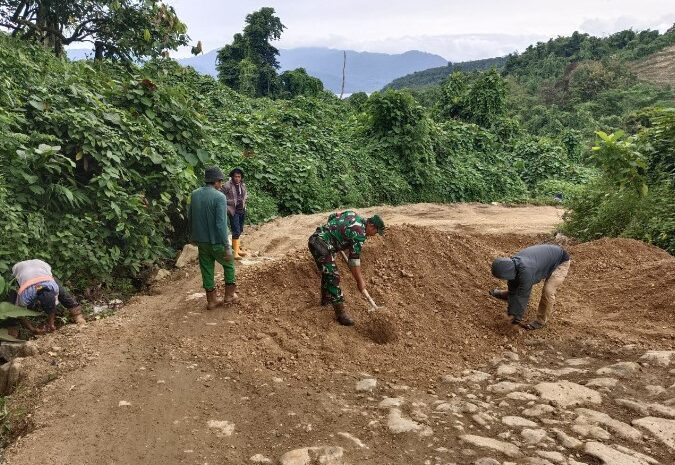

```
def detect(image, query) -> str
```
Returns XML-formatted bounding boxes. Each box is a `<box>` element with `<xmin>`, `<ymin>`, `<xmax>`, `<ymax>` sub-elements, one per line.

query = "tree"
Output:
<box><xmin>346</xmin><ymin>92</ymin><xmax>368</xmax><ymax>111</ymax></box>
<box><xmin>437</xmin><ymin>71</ymin><xmax>468</xmax><ymax>120</ymax></box>
<box><xmin>0</xmin><ymin>0</ymin><xmax>188</xmax><ymax>60</ymax></box>
<box><xmin>366</xmin><ymin>90</ymin><xmax>436</xmax><ymax>186</ymax></box>
<box><xmin>464</xmin><ymin>68</ymin><xmax>507</xmax><ymax>128</ymax></box>
<box><xmin>278</xmin><ymin>68</ymin><xmax>324</xmax><ymax>98</ymax></box>
<box><xmin>216</xmin><ymin>7</ymin><xmax>285</xmax><ymax>97</ymax></box>
<box><xmin>567</xmin><ymin>61</ymin><xmax>615</xmax><ymax>102</ymax></box>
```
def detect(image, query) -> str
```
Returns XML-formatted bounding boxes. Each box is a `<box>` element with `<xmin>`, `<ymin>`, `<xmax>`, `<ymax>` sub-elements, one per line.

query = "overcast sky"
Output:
<box><xmin>166</xmin><ymin>1</ymin><xmax>675</xmax><ymax>60</ymax></box>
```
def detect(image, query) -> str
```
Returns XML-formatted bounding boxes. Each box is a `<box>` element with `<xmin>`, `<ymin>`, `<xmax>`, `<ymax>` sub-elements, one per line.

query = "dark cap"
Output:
<box><xmin>368</xmin><ymin>215</ymin><xmax>385</xmax><ymax>235</ymax></box>
<box><xmin>492</xmin><ymin>258</ymin><xmax>517</xmax><ymax>280</ymax></box>
<box><xmin>229</xmin><ymin>167</ymin><xmax>244</xmax><ymax>179</ymax></box>
<box><xmin>204</xmin><ymin>166</ymin><xmax>225</xmax><ymax>183</ymax></box>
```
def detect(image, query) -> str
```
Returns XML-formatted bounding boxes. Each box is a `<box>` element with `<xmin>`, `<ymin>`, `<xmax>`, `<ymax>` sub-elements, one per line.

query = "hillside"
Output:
<box><xmin>631</xmin><ymin>44</ymin><xmax>675</xmax><ymax>89</ymax></box>
<box><xmin>384</xmin><ymin>56</ymin><xmax>507</xmax><ymax>89</ymax></box>
<box><xmin>174</xmin><ymin>47</ymin><xmax>448</xmax><ymax>93</ymax></box>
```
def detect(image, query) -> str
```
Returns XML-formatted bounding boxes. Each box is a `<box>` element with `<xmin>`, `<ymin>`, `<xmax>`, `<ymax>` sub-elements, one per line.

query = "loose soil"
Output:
<box><xmin>2</xmin><ymin>203</ymin><xmax>674</xmax><ymax>465</ymax></box>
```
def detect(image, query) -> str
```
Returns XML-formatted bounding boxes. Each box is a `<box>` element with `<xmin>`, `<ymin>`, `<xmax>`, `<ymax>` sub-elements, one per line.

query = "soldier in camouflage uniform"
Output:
<box><xmin>308</xmin><ymin>211</ymin><xmax>385</xmax><ymax>325</ymax></box>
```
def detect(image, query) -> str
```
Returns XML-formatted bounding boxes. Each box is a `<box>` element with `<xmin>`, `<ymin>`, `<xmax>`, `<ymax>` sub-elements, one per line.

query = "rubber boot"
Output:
<box><xmin>232</xmin><ymin>239</ymin><xmax>243</xmax><ymax>260</ymax></box>
<box><xmin>69</xmin><ymin>306</ymin><xmax>86</xmax><ymax>325</ymax></box>
<box><xmin>333</xmin><ymin>303</ymin><xmax>354</xmax><ymax>326</ymax></box>
<box><xmin>224</xmin><ymin>284</ymin><xmax>240</xmax><ymax>304</ymax></box>
<box><xmin>237</xmin><ymin>239</ymin><xmax>249</xmax><ymax>257</ymax></box>
<box><xmin>206</xmin><ymin>289</ymin><xmax>224</xmax><ymax>310</ymax></box>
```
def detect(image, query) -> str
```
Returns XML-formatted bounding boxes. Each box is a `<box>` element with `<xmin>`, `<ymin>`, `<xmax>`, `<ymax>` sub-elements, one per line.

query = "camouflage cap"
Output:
<box><xmin>368</xmin><ymin>215</ymin><xmax>385</xmax><ymax>235</ymax></box>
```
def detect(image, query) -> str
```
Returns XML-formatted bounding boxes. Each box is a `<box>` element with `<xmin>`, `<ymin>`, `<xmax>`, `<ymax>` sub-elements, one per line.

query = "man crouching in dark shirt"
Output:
<box><xmin>490</xmin><ymin>244</ymin><xmax>571</xmax><ymax>331</ymax></box>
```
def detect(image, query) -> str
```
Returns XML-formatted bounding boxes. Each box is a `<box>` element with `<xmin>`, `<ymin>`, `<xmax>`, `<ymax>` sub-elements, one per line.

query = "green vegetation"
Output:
<box><xmin>216</xmin><ymin>7</ymin><xmax>285</xmax><ymax>97</ymax></box>
<box><xmin>389</xmin><ymin>26</ymin><xmax>675</xmax><ymax>254</ymax></box>
<box><xmin>0</xmin><ymin>0</ymin><xmax>188</xmax><ymax>59</ymax></box>
<box><xmin>385</xmin><ymin>56</ymin><xmax>507</xmax><ymax>90</ymax></box>
<box><xmin>505</xmin><ymin>29</ymin><xmax>675</xmax><ymax>141</ymax></box>
<box><xmin>502</xmin><ymin>28</ymin><xmax>675</xmax><ymax>253</ymax></box>
<box><xmin>562</xmin><ymin>109</ymin><xmax>675</xmax><ymax>254</ymax></box>
<box><xmin>0</xmin><ymin>31</ymin><xmax>529</xmax><ymax>294</ymax></box>
<box><xmin>0</xmin><ymin>5</ymin><xmax>674</xmax><ymax>300</ymax></box>
<box><xmin>215</xmin><ymin>7</ymin><xmax>324</xmax><ymax>98</ymax></box>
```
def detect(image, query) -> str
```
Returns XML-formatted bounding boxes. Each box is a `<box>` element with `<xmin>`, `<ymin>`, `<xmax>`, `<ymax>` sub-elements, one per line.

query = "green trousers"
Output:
<box><xmin>197</xmin><ymin>243</ymin><xmax>236</xmax><ymax>290</ymax></box>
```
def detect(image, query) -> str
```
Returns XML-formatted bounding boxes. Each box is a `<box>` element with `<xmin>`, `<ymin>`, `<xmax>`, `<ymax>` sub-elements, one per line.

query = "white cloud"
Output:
<box><xmin>580</xmin><ymin>14</ymin><xmax>675</xmax><ymax>36</ymax></box>
<box><xmin>165</xmin><ymin>1</ymin><xmax>675</xmax><ymax>59</ymax></box>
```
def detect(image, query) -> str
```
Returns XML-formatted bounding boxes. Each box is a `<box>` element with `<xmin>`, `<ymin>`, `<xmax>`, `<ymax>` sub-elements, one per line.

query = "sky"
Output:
<box><xmin>166</xmin><ymin>0</ymin><xmax>675</xmax><ymax>60</ymax></box>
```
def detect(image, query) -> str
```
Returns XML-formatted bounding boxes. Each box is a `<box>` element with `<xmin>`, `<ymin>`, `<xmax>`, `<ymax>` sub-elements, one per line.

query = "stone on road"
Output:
<box><xmin>460</xmin><ymin>434</ymin><xmax>522</xmax><ymax>458</ymax></box>
<box><xmin>632</xmin><ymin>417</ymin><xmax>675</xmax><ymax>451</ymax></box>
<box><xmin>534</xmin><ymin>381</ymin><xmax>602</xmax><ymax>408</ymax></box>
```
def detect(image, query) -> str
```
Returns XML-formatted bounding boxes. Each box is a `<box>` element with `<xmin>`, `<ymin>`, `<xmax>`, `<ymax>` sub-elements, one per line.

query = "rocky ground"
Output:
<box><xmin>312</xmin><ymin>345</ymin><xmax>675</xmax><ymax>465</ymax></box>
<box><xmin>0</xmin><ymin>204</ymin><xmax>673</xmax><ymax>465</ymax></box>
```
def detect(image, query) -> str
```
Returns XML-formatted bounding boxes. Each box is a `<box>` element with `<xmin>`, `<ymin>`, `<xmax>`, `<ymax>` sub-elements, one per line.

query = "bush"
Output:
<box><xmin>245</xmin><ymin>189</ymin><xmax>279</xmax><ymax>224</ymax></box>
<box><xmin>534</xmin><ymin>178</ymin><xmax>586</xmax><ymax>202</ymax></box>
<box><xmin>562</xmin><ymin>109</ymin><xmax>675</xmax><ymax>254</ymax></box>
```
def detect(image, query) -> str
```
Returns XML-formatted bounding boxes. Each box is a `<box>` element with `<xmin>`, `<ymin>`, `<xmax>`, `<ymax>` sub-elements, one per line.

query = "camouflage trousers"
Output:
<box><xmin>308</xmin><ymin>234</ymin><xmax>344</xmax><ymax>304</ymax></box>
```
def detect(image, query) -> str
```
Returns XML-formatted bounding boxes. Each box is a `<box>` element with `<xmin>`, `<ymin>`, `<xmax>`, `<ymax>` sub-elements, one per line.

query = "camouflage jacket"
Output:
<box><xmin>316</xmin><ymin>211</ymin><xmax>367</xmax><ymax>265</ymax></box>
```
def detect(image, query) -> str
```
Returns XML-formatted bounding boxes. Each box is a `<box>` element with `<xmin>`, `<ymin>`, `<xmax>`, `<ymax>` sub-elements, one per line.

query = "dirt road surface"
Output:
<box><xmin>4</xmin><ymin>203</ymin><xmax>675</xmax><ymax>465</ymax></box>
<box><xmin>245</xmin><ymin>203</ymin><xmax>564</xmax><ymax>259</ymax></box>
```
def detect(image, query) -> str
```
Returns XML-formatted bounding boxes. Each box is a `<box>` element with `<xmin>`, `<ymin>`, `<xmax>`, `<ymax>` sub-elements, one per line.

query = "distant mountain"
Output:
<box><xmin>176</xmin><ymin>49</ymin><xmax>219</xmax><ymax>76</ymax></box>
<box><xmin>176</xmin><ymin>47</ymin><xmax>448</xmax><ymax>93</ymax></box>
<box><xmin>67</xmin><ymin>46</ymin><xmax>448</xmax><ymax>94</ymax></box>
<box><xmin>384</xmin><ymin>56</ymin><xmax>509</xmax><ymax>90</ymax></box>
<box><xmin>277</xmin><ymin>48</ymin><xmax>448</xmax><ymax>93</ymax></box>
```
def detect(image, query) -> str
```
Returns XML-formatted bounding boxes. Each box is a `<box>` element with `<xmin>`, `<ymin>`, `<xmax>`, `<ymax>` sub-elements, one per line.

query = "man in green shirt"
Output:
<box><xmin>308</xmin><ymin>211</ymin><xmax>385</xmax><ymax>325</ymax></box>
<box><xmin>188</xmin><ymin>167</ymin><xmax>238</xmax><ymax>309</ymax></box>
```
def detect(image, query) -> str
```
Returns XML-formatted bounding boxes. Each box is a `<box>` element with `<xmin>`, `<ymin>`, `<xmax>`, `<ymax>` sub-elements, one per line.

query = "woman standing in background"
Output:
<box><xmin>221</xmin><ymin>167</ymin><xmax>248</xmax><ymax>260</ymax></box>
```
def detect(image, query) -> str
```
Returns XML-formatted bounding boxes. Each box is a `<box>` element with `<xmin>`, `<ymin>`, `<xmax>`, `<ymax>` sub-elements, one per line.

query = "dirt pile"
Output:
<box><xmin>562</xmin><ymin>237</ymin><xmax>675</xmax><ymax>340</ymax></box>
<box><xmin>226</xmin><ymin>225</ymin><xmax>541</xmax><ymax>382</ymax></box>
<box><xmin>217</xmin><ymin>226</ymin><xmax>674</xmax><ymax>383</ymax></box>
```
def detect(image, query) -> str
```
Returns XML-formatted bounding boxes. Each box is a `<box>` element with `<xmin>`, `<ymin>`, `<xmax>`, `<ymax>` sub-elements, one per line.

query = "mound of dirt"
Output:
<box><xmin>228</xmin><ymin>225</ymin><xmax>534</xmax><ymax>382</ymax></box>
<box><xmin>223</xmin><ymin>226</ymin><xmax>675</xmax><ymax>382</ymax></box>
<box><xmin>563</xmin><ymin>237</ymin><xmax>675</xmax><ymax>339</ymax></box>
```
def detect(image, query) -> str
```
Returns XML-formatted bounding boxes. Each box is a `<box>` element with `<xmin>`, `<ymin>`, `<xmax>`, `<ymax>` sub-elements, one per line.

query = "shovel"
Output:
<box><xmin>340</xmin><ymin>251</ymin><xmax>380</xmax><ymax>312</ymax></box>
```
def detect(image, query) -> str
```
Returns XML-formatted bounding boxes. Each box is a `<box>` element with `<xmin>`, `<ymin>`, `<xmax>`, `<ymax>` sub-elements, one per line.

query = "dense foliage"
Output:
<box><xmin>503</xmin><ymin>28</ymin><xmax>675</xmax><ymax>79</ymax></box>
<box><xmin>0</xmin><ymin>32</ymin><xmax>534</xmax><ymax>294</ymax></box>
<box><xmin>385</xmin><ymin>56</ymin><xmax>507</xmax><ymax>90</ymax></box>
<box><xmin>562</xmin><ymin>109</ymin><xmax>675</xmax><ymax>254</ymax></box>
<box><xmin>0</xmin><ymin>0</ymin><xmax>188</xmax><ymax>59</ymax></box>
<box><xmin>1</xmin><ymin>15</ymin><xmax>674</xmax><ymax>298</ymax></box>
<box><xmin>386</xmin><ymin>25</ymin><xmax>675</xmax><ymax>254</ymax></box>
<box><xmin>505</xmin><ymin>28</ymin><xmax>675</xmax><ymax>140</ymax></box>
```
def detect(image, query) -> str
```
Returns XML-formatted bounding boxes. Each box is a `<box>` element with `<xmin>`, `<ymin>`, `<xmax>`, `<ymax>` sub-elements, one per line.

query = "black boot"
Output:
<box><xmin>333</xmin><ymin>303</ymin><xmax>354</xmax><ymax>326</ymax></box>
